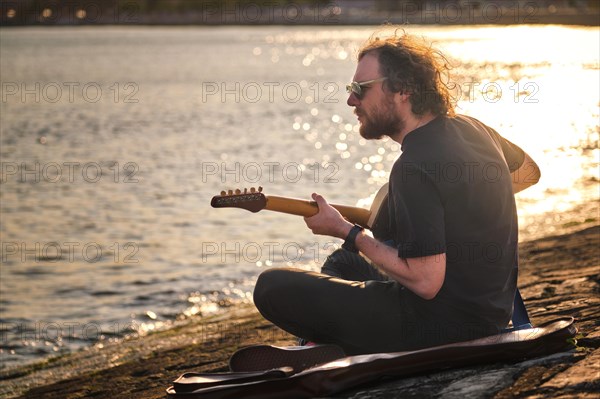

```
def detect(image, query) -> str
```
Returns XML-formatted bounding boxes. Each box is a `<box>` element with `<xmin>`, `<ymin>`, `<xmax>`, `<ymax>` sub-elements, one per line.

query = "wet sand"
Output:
<box><xmin>1</xmin><ymin>223</ymin><xmax>598</xmax><ymax>399</ymax></box>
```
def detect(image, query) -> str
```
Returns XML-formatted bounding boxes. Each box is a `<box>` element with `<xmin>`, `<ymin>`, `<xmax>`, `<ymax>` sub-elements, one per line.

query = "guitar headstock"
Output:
<box><xmin>210</xmin><ymin>187</ymin><xmax>267</xmax><ymax>213</ymax></box>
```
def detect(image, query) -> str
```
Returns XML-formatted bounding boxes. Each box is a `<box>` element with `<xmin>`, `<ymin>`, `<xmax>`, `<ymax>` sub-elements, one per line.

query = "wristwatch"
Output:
<box><xmin>342</xmin><ymin>224</ymin><xmax>364</xmax><ymax>253</ymax></box>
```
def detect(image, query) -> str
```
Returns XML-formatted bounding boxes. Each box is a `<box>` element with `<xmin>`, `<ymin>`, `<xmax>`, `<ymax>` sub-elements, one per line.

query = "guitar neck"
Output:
<box><xmin>266</xmin><ymin>195</ymin><xmax>372</xmax><ymax>228</ymax></box>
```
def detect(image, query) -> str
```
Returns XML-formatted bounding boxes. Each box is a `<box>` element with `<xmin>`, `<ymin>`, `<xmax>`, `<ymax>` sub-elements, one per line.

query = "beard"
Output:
<box><xmin>357</xmin><ymin>99</ymin><xmax>404</xmax><ymax>140</ymax></box>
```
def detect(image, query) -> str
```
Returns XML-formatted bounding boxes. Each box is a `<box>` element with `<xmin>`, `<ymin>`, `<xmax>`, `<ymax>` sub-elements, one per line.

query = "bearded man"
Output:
<box><xmin>253</xmin><ymin>32</ymin><xmax>540</xmax><ymax>356</ymax></box>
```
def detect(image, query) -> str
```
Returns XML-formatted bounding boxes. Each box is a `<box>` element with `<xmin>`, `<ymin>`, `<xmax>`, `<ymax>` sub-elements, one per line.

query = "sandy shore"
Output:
<box><xmin>1</xmin><ymin>223</ymin><xmax>598</xmax><ymax>399</ymax></box>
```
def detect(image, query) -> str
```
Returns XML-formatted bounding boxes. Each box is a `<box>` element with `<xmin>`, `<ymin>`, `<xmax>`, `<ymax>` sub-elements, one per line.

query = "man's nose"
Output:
<box><xmin>347</xmin><ymin>92</ymin><xmax>360</xmax><ymax>107</ymax></box>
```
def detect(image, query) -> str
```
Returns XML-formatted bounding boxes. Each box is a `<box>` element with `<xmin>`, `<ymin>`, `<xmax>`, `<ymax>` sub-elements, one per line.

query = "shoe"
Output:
<box><xmin>229</xmin><ymin>343</ymin><xmax>346</xmax><ymax>373</ymax></box>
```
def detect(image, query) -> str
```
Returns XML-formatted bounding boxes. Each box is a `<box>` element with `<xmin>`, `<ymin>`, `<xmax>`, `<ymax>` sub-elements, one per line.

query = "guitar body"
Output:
<box><xmin>366</xmin><ymin>183</ymin><xmax>391</xmax><ymax>240</ymax></box>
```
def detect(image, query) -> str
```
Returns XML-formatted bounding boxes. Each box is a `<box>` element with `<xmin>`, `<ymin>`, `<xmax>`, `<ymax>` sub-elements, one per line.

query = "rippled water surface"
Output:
<box><xmin>0</xmin><ymin>25</ymin><xmax>598</xmax><ymax>368</ymax></box>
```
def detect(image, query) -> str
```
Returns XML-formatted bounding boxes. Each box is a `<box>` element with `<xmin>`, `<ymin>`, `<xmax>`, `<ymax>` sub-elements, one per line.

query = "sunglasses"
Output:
<box><xmin>346</xmin><ymin>77</ymin><xmax>388</xmax><ymax>99</ymax></box>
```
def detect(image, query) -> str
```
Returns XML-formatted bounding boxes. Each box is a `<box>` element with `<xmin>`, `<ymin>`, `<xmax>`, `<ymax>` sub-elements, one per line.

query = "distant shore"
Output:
<box><xmin>1</xmin><ymin>222</ymin><xmax>598</xmax><ymax>399</ymax></box>
<box><xmin>2</xmin><ymin>2</ymin><xmax>599</xmax><ymax>27</ymax></box>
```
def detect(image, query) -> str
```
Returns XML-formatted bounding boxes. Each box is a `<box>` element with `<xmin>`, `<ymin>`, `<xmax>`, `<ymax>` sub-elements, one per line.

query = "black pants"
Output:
<box><xmin>253</xmin><ymin>249</ymin><xmax>423</xmax><ymax>355</ymax></box>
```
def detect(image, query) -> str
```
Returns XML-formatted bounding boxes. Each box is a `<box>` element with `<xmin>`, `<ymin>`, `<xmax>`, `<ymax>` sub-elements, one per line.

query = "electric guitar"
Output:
<box><xmin>210</xmin><ymin>184</ymin><xmax>389</xmax><ymax>231</ymax></box>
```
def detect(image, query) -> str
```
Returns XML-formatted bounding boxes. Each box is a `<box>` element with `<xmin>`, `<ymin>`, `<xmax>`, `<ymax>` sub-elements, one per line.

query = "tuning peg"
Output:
<box><xmin>220</xmin><ymin>190</ymin><xmax>226</xmax><ymax>196</ymax></box>
<box><xmin>235</xmin><ymin>189</ymin><xmax>241</xmax><ymax>194</ymax></box>
<box><xmin>244</xmin><ymin>188</ymin><xmax>248</xmax><ymax>194</ymax></box>
<box><xmin>258</xmin><ymin>186</ymin><xmax>263</xmax><ymax>192</ymax></box>
<box><xmin>228</xmin><ymin>189</ymin><xmax>233</xmax><ymax>195</ymax></box>
<box><xmin>250</xmin><ymin>187</ymin><xmax>256</xmax><ymax>193</ymax></box>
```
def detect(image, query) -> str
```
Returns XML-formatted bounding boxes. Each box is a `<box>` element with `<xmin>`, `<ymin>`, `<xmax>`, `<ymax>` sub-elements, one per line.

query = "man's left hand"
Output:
<box><xmin>303</xmin><ymin>193</ymin><xmax>353</xmax><ymax>239</ymax></box>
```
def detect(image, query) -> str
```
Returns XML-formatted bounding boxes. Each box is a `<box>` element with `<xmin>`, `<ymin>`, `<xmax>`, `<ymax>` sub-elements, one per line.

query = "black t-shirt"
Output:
<box><xmin>384</xmin><ymin>115</ymin><xmax>525</xmax><ymax>344</ymax></box>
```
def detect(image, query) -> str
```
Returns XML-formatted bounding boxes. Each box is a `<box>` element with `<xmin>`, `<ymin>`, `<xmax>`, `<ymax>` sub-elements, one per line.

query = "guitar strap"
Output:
<box><xmin>477</xmin><ymin>120</ymin><xmax>532</xmax><ymax>332</ymax></box>
<box><xmin>508</xmin><ymin>249</ymin><xmax>532</xmax><ymax>332</ymax></box>
<box><xmin>511</xmin><ymin>288</ymin><xmax>531</xmax><ymax>330</ymax></box>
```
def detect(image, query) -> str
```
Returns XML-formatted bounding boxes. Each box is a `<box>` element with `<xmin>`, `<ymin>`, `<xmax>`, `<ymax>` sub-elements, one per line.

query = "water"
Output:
<box><xmin>0</xmin><ymin>25</ymin><xmax>598</xmax><ymax>369</ymax></box>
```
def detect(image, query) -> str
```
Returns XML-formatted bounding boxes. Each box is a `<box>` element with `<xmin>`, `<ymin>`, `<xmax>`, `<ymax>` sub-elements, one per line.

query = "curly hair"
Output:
<box><xmin>358</xmin><ymin>30</ymin><xmax>456</xmax><ymax>117</ymax></box>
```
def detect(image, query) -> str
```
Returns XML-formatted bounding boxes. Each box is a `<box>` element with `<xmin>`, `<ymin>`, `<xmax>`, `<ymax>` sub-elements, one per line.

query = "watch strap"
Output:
<box><xmin>342</xmin><ymin>224</ymin><xmax>364</xmax><ymax>253</ymax></box>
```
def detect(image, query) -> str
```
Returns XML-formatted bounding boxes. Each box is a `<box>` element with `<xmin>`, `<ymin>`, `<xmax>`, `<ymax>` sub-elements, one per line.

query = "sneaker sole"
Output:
<box><xmin>229</xmin><ymin>344</ymin><xmax>346</xmax><ymax>373</ymax></box>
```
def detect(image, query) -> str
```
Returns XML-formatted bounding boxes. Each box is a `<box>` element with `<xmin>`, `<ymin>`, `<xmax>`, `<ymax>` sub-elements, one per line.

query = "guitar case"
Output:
<box><xmin>166</xmin><ymin>317</ymin><xmax>577</xmax><ymax>399</ymax></box>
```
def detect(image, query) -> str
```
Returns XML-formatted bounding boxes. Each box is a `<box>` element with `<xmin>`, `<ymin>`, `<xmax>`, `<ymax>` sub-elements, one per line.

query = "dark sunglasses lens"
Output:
<box><xmin>351</xmin><ymin>82</ymin><xmax>362</xmax><ymax>98</ymax></box>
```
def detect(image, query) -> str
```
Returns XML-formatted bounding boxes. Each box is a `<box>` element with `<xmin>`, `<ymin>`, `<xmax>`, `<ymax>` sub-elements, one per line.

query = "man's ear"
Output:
<box><xmin>395</xmin><ymin>91</ymin><xmax>410</xmax><ymax>104</ymax></box>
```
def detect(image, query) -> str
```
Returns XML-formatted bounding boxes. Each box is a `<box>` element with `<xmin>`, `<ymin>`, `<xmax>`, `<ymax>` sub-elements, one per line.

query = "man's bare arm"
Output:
<box><xmin>304</xmin><ymin>194</ymin><xmax>446</xmax><ymax>300</ymax></box>
<box><xmin>354</xmin><ymin>233</ymin><xmax>446</xmax><ymax>300</ymax></box>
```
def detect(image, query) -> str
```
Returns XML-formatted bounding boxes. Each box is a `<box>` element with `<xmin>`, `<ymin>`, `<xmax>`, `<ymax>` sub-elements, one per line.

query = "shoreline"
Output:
<box><xmin>1</xmin><ymin>223</ymin><xmax>598</xmax><ymax>398</ymax></box>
